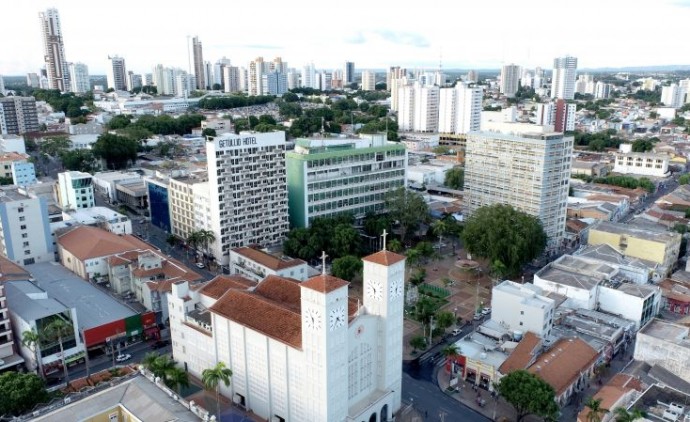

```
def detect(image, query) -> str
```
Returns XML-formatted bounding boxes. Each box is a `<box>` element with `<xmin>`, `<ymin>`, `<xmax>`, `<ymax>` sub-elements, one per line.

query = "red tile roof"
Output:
<box><xmin>528</xmin><ymin>338</ymin><xmax>599</xmax><ymax>396</ymax></box>
<box><xmin>58</xmin><ymin>226</ymin><xmax>152</xmax><ymax>261</ymax></box>
<box><xmin>499</xmin><ymin>332</ymin><xmax>542</xmax><ymax>374</ymax></box>
<box><xmin>253</xmin><ymin>275</ymin><xmax>302</xmax><ymax>311</ymax></box>
<box><xmin>362</xmin><ymin>250</ymin><xmax>406</xmax><ymax>266</ymax></box>
<box><xmin>0</xmin><ymin>255</ymin><xmax>31</xmax><ymax>283</ymax></box>
<box><xmin>210</xmin><ymin>290</ymin><xmax>302</xmax><ymax>349</ymax></box>
<box><xmin>199</xmin><ymin>275</ymin><xmax>256</xmax><ymax>300</ymax></box>
<box><xmin>301</xmin><ymin>274</ymin><xmax>349</xmax><ymax>293</ymax></box>
<box><xmin>232</xmin><ymin>247</ymin><xmax>306</xmax><ymax>271</ymax></box>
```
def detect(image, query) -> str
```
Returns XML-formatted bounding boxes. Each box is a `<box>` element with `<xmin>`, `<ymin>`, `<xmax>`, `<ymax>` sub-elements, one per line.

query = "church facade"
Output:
<box><xmin>168</xmin><ymin>249</ymin><xmax>405</xmax><ymax>422</ymax></box>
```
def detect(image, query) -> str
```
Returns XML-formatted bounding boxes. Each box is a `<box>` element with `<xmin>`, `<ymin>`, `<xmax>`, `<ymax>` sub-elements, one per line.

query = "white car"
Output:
<box><xmin>195</xmin><ymin>263</ymin><xmax>205</xmax><ymax>269</ymax></box>
<box><xmin>115</xmin><ymin>353</ymin><xmax>132</xmax><ymax>363</ymax></box>
<box><xmin>481</xmin><ymin>307</ymin><xmax>491</xmax><ymax>315</ymax></box>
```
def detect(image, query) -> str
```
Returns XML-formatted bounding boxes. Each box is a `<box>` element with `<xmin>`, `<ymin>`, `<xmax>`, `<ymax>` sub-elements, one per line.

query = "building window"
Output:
<box><xmin>520</xmin><ymin>311</ymin><xmax>524</xmax><ymax>315</ymax></box>
<box><xmin>24</xmin><ymin>250</ymin><xmax>31</xmax><ymax>255</ymax></box>
<box><xmin>20</xmin><ymin>225</ymin><xmax>26</xmax><ymax>230</ymax></box>
<box><xmin>19</xmin><ymin>216</ymin><xmax>25</xmax><ymax>221</ymax></box>
<box><xmin>17</xmin><ymin>207</ymin><xmax>24</xmax><ymax>213</ymax></box>
<box><xmin>21</xmin><ymin>233</ymin><xmax>28</xmax><ymax>238</ymax></box>
<box><xmin>22</xmin><ymin>241</ymin><xmax>29</xmax><ymax>247</ymax></box>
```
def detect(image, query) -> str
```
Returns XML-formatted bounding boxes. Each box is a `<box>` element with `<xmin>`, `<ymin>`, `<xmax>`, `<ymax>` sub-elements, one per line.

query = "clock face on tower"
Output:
<box><xmin>389</xmin><ymin>279</ymin><xmax>403</xmax><ymax>299</ymax></box>
<box><xmin>304</xmin><ymin>307</ymin><xmax>322</xmax><ymax>331</ymax></box>
<box><xmin>366</xmin><ymin>280</ymin><xmax>383</xmax><ymax>301</ymax></box>
<box><xmin>329</xmin><ymin>306</ymin><xmax>346</xmax><ymax>331</ymax></box>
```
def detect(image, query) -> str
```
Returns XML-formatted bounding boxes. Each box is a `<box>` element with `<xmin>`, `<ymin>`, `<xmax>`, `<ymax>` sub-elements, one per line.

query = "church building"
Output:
<box><xmin>168</xmin><ymin>245</ymin><xmax>405</xmax><ymax>422</ymax></box>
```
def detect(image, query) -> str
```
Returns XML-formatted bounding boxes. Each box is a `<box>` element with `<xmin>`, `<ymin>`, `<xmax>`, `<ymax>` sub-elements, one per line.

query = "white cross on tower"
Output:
<box><xmin>320</xmin><ymin>250</ymin><xmax>328</xmax><ymax>275</ymax></box>
<box><xmin>381</xmin><ymin>229</ymin><xmax>388</xmax><ymax>251</ymax></box>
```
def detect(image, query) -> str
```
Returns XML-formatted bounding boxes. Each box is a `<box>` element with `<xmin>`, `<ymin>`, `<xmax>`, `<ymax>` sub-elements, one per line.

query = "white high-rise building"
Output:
<box><xmin>301</xmin><ymin>63</ymin><xmax>317</xmax><ymax>89</ymax></box>
<box><xmin>69</xmin><ymin>62</ymin><xmax>90</xmax><ymax>93</ymax></box>
<box><xmin>595</xmin><ymin>81</ymin><xmax>611</xmax><ymax>99</ymax></box>
<box><xmin>390</xmin><ymin>76</ymin><xmax>409</xmax><ymax>112</ymax></box>
<box><xmin>551</xmin><ymin>56</ymin><xmax>578</xmax><ymax>100</ymax></box>
<box><xmin>0</xmin><ymin>186</ymin><xmax>54</xmax><ymax>266</ymax></box>
<box><xmin>26</xmin><ymin>73</ymin><xmax>40</xmax><ymax>88</ymax></box>
<box><xmin>248</xmin><ymin>57</ymin><xmax>265</xmax><ymax>96</ymax></box>
<box><xmin>168</xmin><ymin>245</ymin><xmax>405</xmax><ymax>422</ymax></box>
<box><xmin>438</xmin><ymin>83</ymin><xmax>482</xmax><ymax>135</ymax></box>
<box><xmin>362</xmin><ymin>70</ymin><xmax>376</xmax><ymax>91</ymax></box>
<box><xmin>465</xmin><ymin>124</ymin><xmax>573</xmax><ymax>249</ymax></box>
<box><xmin>679</xmin><ymin>79</ymin><xmax>690</xmax><ymax>104</ymax></box>
<box><xmin>206</xmin><ymin>132</ymin><xmax>289</xmax><ymax>266</ymax></box>
<box><xmin>174</xmin><ymin>72</ymin><xmax>196</xmax><ymax>98</ymax></box>
<box><xmin>319</xmin><ymin>72</ymin><xmax>332</xmax><ymax>91</ymax></box>
<box><xmin>661</xmin><ymin>84</ymin><xmax>683</xmax><ymax>109</ymax></box>
<box><xmin>223</xmin><ymin>66</ymin><xmax>240</xmax><ymax>93</ymax></box>
<box><xmin>262</xmin><ymin>72</ymin><xmax>288</xmax><ymax>96</ymax></box>
<box><xmin>126</xmin><ymin>71</ymin><xmax>142</xmax><ymax>91</ymax></box>
<box><xmin>214</xmin><ymin>57</ymin><xmax>232</xmax><ymax>89</ymax></box>
<box><xmin>107</xmin><ymin>55</ymin><xmax>127</xmax><ymax>91</ymax></box>
<box><xmin>397</xmin><ymin>83</ymin><xmax>439</xmax><ymax>132</ymax></box>
<box><xmin>192</xmin><ymin>36</ymin><xmax>205</xmax><ymax>90</ymax></box>
<box><xmin>500</xmin><ymin>64</ymin><xmax>521</xmax><ymax>98</ymax></box>
<box><xmin>287</xmin><ymin>71</ymin><xmax>300</xmax><ymax>90</ymax></box>
<box><xmin>39</xmin><ymin>8</ymin><xmax>69</xmax><ymax>91</ymax></box>
<box><xmin>0</xmin><ymin>76</ymin><xmax>5</xmax><ymax>96</ymax></box>
<box><xmin>57</xmin><ymin>171</ymin><xmax>95</xmax><ymax>211</ymax></box>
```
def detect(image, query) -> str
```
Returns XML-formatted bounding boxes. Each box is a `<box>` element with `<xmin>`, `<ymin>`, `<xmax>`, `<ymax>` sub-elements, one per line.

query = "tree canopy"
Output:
<box><xmin>385</xmin><ymin>188</ymin><xmax>430</xmax><ymax>243</ymax></box>
<box><xmin>0</xmin><ymin>371</ymin><xmax>50</xmax><ymax>416</ymax></box>
<box><xmin>332</xmin><ymin>255</ymin><xmax>362</xmax><ymax>282</ymax></box>
<box><xmin>283</xmin><ymin>214</ymin><xmax>361</xmax><ymax>262</ymax></box>
<box><xmin>92</xmin><ymin>133</ymin><xmax>139</xmax><ymax>170</ymax></box>
<box><xmin>444</xmin><ymin>167</ymin><xmax>464</xmax><ymax>190</ymax></box>
<box><xmin>197</xmin><ymin>95</ymin><xmax>274</xmax><ymax>110</ymax></box>
<box><xmin>462</xmin><ymin>205</ymin><xmax>546</xmax><ymax>277</ymax></box>
<box><xmin>496</xmin><ymin>370</ymin><xmax>558</xmax><ymax>422</ymax></box>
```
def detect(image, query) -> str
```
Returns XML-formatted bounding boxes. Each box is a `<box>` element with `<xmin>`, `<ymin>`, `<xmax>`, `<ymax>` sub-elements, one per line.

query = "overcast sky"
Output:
<box><xmin>2</xmin><ymin>0</ymin><xmax>690</xmax><ymax>76</ymax></box>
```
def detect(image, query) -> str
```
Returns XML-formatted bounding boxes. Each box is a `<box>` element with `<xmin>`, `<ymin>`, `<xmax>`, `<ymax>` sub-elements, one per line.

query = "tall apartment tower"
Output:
<box><xmin>69</xmin><ymin>62</ymin><xmax>90</xmax><ymax>93</ymax></box>
<box><xmin>0</xmin><ymin>97</ymin><xmax>39</xmax><ymax>135</ymax></box>
<box><xmin>0</xmin><ymin>186</ymin><xmax>55</xmax><ymax>265</ymax></box>
<box><xmin>248</xmin><ymin>57</ymin><xmax>266</xmax><ymax>96</ymax></box>
<box><xmin>661</xmin><ymin>84</ymin><xmax>683</xmax><ymax>109</ymax></box>
<box><xmin>223</xmin><ymin>66</ymin><xmax>240</xmax><ymax>93</ymax></box>
<box><xmin>551</xmin><ymin>56</ymin><xmax>578</xmax><ymax>100</ymax></box>
<box><xmin>192</xmin><ymin>36</ymin><xmax>205</xmax><ymax>90</ymax></box>
<box><xmin>302</xmin><ymin>63</ymin><xmax>317</xmax><ymax>89</ymax></box>
<box><xmin>387</xmin><ymin>66</ymin><xmax>407</xmax><ymax>92</ymax></box>
<box><xmin>206</xmin><ymin>131</ymin><xmax>289</xmax><ymax>266</ymax></box>
<box><xmin>107</xmin><ymin>55</ymin><xmax>127</xmax><ymax>91</ymax></box>
<box><xmin>362</xmin><ymin>70</ymin><xmax>376</xmax><ymax>91</ymax></box>
<box><xmin>465</xmin><ymin>125</ymin><xmax>573</xmax><ymax>250</ymax></box>
<box><xmin>500</xmin><ymin>64</ymin><xmax>521</xmax><ymax>98</ymax></box>
<box><xmin>39</xmin><ymin>8</ymin><xmax>70</xmax><ymax>91</ymax></box>
<box><xmin>343</xmin><ymin>61</ymin><xmax>355</xmax><ymax>85</ymax></box>
<box><xmin>438</xmin><ymin>83</ymin><xmax>482</xmax><ymax>135</ymax></box>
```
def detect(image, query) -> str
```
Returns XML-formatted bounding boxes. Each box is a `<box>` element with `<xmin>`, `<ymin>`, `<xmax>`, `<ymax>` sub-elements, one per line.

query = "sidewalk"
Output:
<box><xmin>436</xmin><ymin>367</ymin><xmax>541</xmax><ymax>422</ymax></box>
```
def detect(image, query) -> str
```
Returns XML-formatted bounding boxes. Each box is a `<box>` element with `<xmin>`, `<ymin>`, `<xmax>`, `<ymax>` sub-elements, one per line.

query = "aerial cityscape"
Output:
<box><xmin>0</xmin><ymin>3</ymin><xmax>689</xmax><ymax>422</ymax></box>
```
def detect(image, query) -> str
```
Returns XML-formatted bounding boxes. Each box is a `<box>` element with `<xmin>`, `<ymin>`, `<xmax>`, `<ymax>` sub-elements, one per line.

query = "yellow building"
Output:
<box><xmin>588</xmin><ymin>221</ymin><xmax>681</xmax><ymax>276</ymax></box>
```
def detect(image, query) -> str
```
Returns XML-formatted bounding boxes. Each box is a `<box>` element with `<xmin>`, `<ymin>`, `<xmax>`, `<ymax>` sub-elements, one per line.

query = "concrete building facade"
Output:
<box><xmin>490</xmin><ymin>280</ymin><xmax>555</xmax><ymax>338</ymax></box>
<box><xmin>0</xmin><ymin>187</ymin><xmax>54</xmax><ymax>266</ymax></box>
<box><xmin>57</xmin><ymin>171</ymin><xmax>95</xmax><ymax>210</ymax></box>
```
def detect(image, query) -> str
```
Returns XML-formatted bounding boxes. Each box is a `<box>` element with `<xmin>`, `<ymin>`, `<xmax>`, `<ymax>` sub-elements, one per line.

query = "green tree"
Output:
<box><xmin>0</xmin><ymin>372</ymin><xmax>50</xmax><ymax>416</ymax></box>
<box><xmin>385</xmin><ymin>187</ymin><xmax>430</xmax><ymax>243</ymax></box>
<box><xmin>60</xmin><ymin>149</ymin><xmax>99</xmax><ymax>173</ymax></box>
<box><xmin>164</xmin><ymin>366</ymin><xmax>190</xmax><ymax>393</ymax></box>
<box><xmin>202</xmin><ymin>362</ymin><xmax>233</xmax><ymax>422</ymax></box>
<box><xmin>679</xmin><ymin>174</ymin><xmax>690</xmax><ymax>185</ymax></box>
<box><xmin>332</xmin><ymin>255</ymin><xmax>362</xmax><ymax>282</ymax></box>
<box><xmin>584</xmin><ymin>397</ymin><xmax>609</xmax><ymax>422</ymax></box>
<box><xmin>444</xmin><ymin>167</ymin><xmax>464</xmax><ymax>190</ymax></box>
<box><xmin>496</xmin><ymin>370</ymin><xmax>558</xmax><ymax>422</ymax></box>
<box><xmin>166</xmin><ymin>234</ymin><xmax>180</xmax><ymax>249</ymax></box>
<box><xmin>435</xmin><ymin>311</ymin><xmax>455</xmax><ymax>332</ymax></box>
<box><xmin>107</xmin><ymin>115</ymin><xmax>132</xmax><ymax>130</ymax></box>
<box><xmin>441</xmin><ymin>344</ymin><xmax>460</xmax><ymax>364</ymax></box>
<box><xmin>21</xmin><ymin>329</ymin><xmax>42</xmax><ymax>377</ymax></box>
<box><xmin>92</xmin><ymin>133</ymin><xmax>138</xmax><ymax>169</ymax></box>
<box><xmin>462</xmin><ymin>205</ymin><xmax>547</xmax><ymax>277</ymax></box>
<box><xmin>631</xmin><ymin>138</ymin><xmax>655</xmax><ymax>152</ymax></box>
<box><xmin>40</xmin><ymin>136</ymin><xmax>72</xmax><ymax>157</ymax></box>
<box><xmin>330</xmin><ymin>224</ymin><xmax>361</xmax><ymax>257</ymax></box>
<box><xmin>282</xmin><ymin>92</ymin><xmax>299</xmax><ymax>102</ymax></box>
<box><xmin>433</xmin><ymin>145</ymin><xmax>451</xmax><ymax>155</ymax></box>
<box><xmin>388</xmin><ymin>238</ymin><xmax>403</xmax><ymax>253</ymax></box>
<box><xmin>409</xmin><ymin>335</ymin><xmax>426</xmax><ymax>353</ymax></box>
<box><xmin>283</xmin><ymin>227</ymin><xmax>318</xmax><ymax>261</ymax></box>
<box><xmin>44</xmin><ymin>317</ymin><xmax>73</xmax><ymax>384</ymax></box>
<box><xmin>613</xmin><ymin>407</ymin><xmax>647</xmax><ymax>422</ymax></box>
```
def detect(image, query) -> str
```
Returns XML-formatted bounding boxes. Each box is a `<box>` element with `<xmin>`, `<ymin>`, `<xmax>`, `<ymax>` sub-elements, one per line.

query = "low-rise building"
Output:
<box><xmin>621</xmin><ymin>384</ymin><xmax>690</xmax><ymax>422</ymax></box>
<box><xmin>574</xmin><ymin>243</ymin><xmax>659</xmax><ymax>284</ymax></box>
<box><xmin>57</xmin><ymin>171</ymin><xmax>95</xmax><ymax>211</ymax></box>
<box><xmin>491</xmin><ymin>280</ymin><xmax>555</xmax><ymax>338</ymax></box>
<box><xmin>613</xmin><ymin>145</ymin><xmax>670</xmax><ymax>177</ymax></box>
<box><xmin>0</xmin><ymin>134</ymin><xmax>27</xmax><ymax>154</ymax></box>
<box><xmin>567</xmin><ymin>199</ymin><xmax>620</xmax><ymax>222</ymax></box>
<box><xmin>0</xmin><ymin>151</ymin><xmax>29</xmax><ymax>180</ymax></box>
<box><xmin>116</xmin><ymin>179</ymin><xmax>148</xmax><ymax>211</ymax></box>
<box><xmin>52</xmin><ymin>206</ymin><xmax>132</xmax><ymax>235</ymax></box>
<box><xmin>0</xmin><ymin>186</ymin><xmax>54</xmax><ymax>266</ymax></box>
<box><xmin>575</xmin><ymin>374</ymin><xmax>643</xmax><ymax>422</ymax></box>
<box><xmin>407</xmin><ymin>162</ymin><xmax>454</xmax><ymax>187</ymax></box>
<box><xmin>229</xmin><ymin>246</ymin><xmax>309</xmax><ymax>282</ymax></box>
<box><xmin>201</xmin><ymin>117</ymin><xmax>233</xmax><ymax>135</ymax></box>
<box><xmin>92</xmin><ymin>171</ymin><xmax>142</xmax><ymax>203</ymax></box>
<box><xmin>634</xmin><ymin>319</ymin><xmax>690</xmax><ymax>382</ymax></box>
<box><xmin>587</xmin><ymin>221</ymin><xmax>681</xmax><ymax>277</ymax></box>
<box><xmin>526</xmin><ymin>337</ymin><xmax>599</xmax><ymax>406</ymax></box>
<box><xmin>0</xmin><ymin>257</ymin><xmax>27</xmax><ymax>372</ymax></box>
<box><xmin>658</xmin><ymin>270</ymin><xmax>690</xmax><ymax>315</ymax></box>
<box><xmin>447</xmin><ymin>332</ymin><xmax>511</xmax><ymax>392</ymax></box>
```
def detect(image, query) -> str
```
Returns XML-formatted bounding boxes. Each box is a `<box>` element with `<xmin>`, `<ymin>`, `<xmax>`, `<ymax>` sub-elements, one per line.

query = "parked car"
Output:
<box><xmin>115</xmin><ymin>353</ymin><xmax>132</xmax><ymax>363</ymax></box>
<box><xmin>195</xmin><ymin>263</ymin><xmax>205</xmax><ymax>269</ymax></box>
<box><xmin>451</xmin><ymin>328</ymin><xmax>462</xmax><ymax>336</ymax></box>
<box><xmin>473</xmin><ymin>313</ymin><xmax>483</xmax><ymax>321</ymax></box>
<box><xmin>151</xmin><ymin>340</ymin><xmax>170</xmax><ymax>350</ymax></box>
<box><xmin>481</xmin><ymin>307</ymin><xmax>491</xmax><ymax>315</ymax></box>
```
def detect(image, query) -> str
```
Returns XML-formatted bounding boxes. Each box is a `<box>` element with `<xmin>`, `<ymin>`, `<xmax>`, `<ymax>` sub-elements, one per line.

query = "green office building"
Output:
<box><xmin>287</xmin><ymin>134</ymin><xmax>407</xmax><ymax>228</ymax></box>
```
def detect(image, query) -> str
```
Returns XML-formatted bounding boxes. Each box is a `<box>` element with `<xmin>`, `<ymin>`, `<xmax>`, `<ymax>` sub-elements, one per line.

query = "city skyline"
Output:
<box><xmin>2</xmin><ymin>0</ymin><xmax>690</xmax><ymax>77</ymax></box>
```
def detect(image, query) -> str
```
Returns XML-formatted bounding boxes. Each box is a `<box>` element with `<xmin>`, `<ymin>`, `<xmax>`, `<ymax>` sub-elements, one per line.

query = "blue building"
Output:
<box><xmin>11</xmin><ymin>161</ymin><xmax>37</xmax><ymax>186</ymax></box>
<box><xmin>145</xmin><ymin>177</ymin><xmax>171</xmax><ymax>232</ymax></box>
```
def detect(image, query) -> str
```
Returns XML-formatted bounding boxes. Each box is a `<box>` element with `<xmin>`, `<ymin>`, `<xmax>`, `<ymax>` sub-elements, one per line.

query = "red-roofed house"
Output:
<box><xmin>168</xmin><ymin>249</ymin><xmax>407</xmax><ymax>422</ymax></box>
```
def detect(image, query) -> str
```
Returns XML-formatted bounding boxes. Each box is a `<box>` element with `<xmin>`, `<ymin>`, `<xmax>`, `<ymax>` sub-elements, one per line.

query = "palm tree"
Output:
<box><xmin>164</xmin><ymin>366</ymin><xmax>190</xmax><ymax>393</ymax></box>
<box><xmin>44</xmin><ymin>317</ymin><xmax>73</xmax><ymax>383</ymax></box>
<box><xmin>186</xmin><ymin>231</ymin><xmax>201</xmax><ymax>252</ymax></box>
<box><xmin>614</xmin><ymin>407</ymin><xmax>646</xmax><ymax>422</ymax></box>
<box><xmin>387</xmin><ymin>238</ymin><xmax>403</xmax><ymax>253</ymax></box>
<box><xmin>202</xmin><ymin>362</ymin><xmax>233</xmax><ymax>421</ymax></box>
<box><xmin>197</xmin><ymin>229</ymin><xmax>216</xmax><ymax>261</ymax></box>
<box><xmin>584</xmin><ymin>397</ymin><xmax>609</xmax><ymax>422</ymax></box>
<box><xmin>432</xmin><ymin>219</ymin><xmax>449</xmax><ymax>252</ymax></box>
<box><xmin>441</xmin><ymin>344</ymin><xmax>460</xmax><ymax>371</ymax></box>
<box><xmin>21</xmin><ymin>329</ymin><xmax>43</xmax><ymax>378</ymax></box>
<box><xmin>143</xmin><ymin>352</ymin><xmax>176</xmax><ymax>379</ymax></box>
